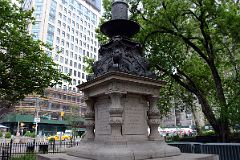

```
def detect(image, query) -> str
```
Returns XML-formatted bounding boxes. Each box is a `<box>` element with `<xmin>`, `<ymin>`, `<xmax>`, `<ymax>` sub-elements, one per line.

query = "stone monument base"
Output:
<box><xmin>37</xmin><ymin>141</ymin><xmax>218</xmax><ymax>160</ymax></box>
<box><xmin>38</xmin><ymin>153</ymin><xmax>218</xmax><ymax>160</ymax></box>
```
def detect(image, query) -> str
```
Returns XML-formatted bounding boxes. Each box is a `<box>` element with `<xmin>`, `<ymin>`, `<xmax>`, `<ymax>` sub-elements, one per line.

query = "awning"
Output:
<box><xmin>2</xmin><ymin>114</ymin><xmax>68</xmax><ymax>125</ymax></box>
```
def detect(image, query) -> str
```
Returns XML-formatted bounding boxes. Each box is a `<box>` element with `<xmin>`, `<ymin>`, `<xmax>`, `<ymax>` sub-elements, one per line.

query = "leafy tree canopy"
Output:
<box><xmin>99</xmin><ymin>0</ymin><xmax>240</xmax><ymax>141</ymax></box>
<box><xmin>0</xmin><ymin>0</ymin><xmax>70</xmax><ymax>107</ymax></box>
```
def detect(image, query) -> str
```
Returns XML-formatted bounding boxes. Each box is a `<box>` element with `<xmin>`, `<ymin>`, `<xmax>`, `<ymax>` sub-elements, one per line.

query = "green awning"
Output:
<box><xmin>2</xmin><ymin>114</ymin><xmax>67</xmax><ymax>125</ymax></box>
<box><xmin>76</xmin><ymin>128</ymin><xmax>86</xmax><ymax>131</ymax></box>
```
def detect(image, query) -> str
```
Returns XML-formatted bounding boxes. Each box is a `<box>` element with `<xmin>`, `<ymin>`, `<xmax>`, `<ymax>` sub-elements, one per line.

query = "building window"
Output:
<box><xmin>65</xmin><ymin>58</ymin><xmax>68</xmax><ymax>65</ymax></box>
<box><xmin>32</xmin><ymin>22</ymin><xmax>40</xmax><ymax>29</ymax></box>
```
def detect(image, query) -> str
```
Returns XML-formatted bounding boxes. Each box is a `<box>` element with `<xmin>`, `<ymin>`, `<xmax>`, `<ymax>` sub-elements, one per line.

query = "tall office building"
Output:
<box><xmin>1</xmin><ymin>0</ymin><xmax>101</xmax><ymax>134</ymax></box>
<box><xmin>23</xmin><ymin>0</ymin><xmax>101</xmax><ymax>91</ymax></box>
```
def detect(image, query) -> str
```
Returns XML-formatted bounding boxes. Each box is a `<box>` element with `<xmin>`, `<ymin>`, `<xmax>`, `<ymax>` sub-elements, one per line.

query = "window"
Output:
<box><xmin>73</xmin><ymin>79</ymin><xmax>76</xmax><ymax>85</ymax></box>
<box><xmin>35</xmin><ymin>13</ymin><xmax>41</xmax><ymax>19</ymax></box>
<box><xmin>48</xmin><ymin>15</ymin><xmax>55</xmax><ymax>23</ymax></box>
<box><xmin>54</xmin><ymin>54</ymin><xmax>59</xmax><ymax>61</ymax></box>
<box><xmin>32</xmin><ymin>22</ymin><xmax>40</xmax><ymax>29</ymax></box>
<box><xmin>32</xmin><ymin>31</ymin><xmax>39</xmax><ymax>39</ymax></box>
<box><xmin>46</xmin><ymin>33</ymin><xmax>54</xmax><ymax>44</ymax></box>
<box><xmin>58</xmin><ymin>20</ymin><xmax>61</xmax><ymax>27</ymax></box>
<box><xmin>56</xmin><ymin>37</ymin><xmax>60</xmax><ymax>44</ymax></box>
<box><xmin>74</xmin><ymin>70</ymin><xmax>77</xmax><ymax>76</ymax></box>
<box><xmin>58</xmin><ymin>12</ymin><xmax>62</xmax><ymax>18</ymax></box>
<box><xmin>65</xmin><ymin>58</ymin><xmax>68</xmax><ymax>64</ymax></box>
<box><xmin>78</xmin><ymin>63</ymin><xmax>81</xmax><ymax>69</ymax></box>
<box><xmin>63</xmin><ymin>23</ymin><xmax>66</xmax><ymax>28</ymax></box>
<box><xmin>60</xmin><ymin>56</ymin><xmax>64</xmax><ymax>63</ymax></box>
<box><xmin>62</xmin><ymin>31</ymin><xmax>65</xmax><ymax>37</ymax></box>
<box><xmin>69</xmin><ymin>69</ymin><xmax>72</xmax><ymax>75</ymax></box>
<box><xmin>35</xmin><ymin>0</ymin><xmax>43</xmax><ymax>3</ymax></box>
<box><xmin>48</xmin><ymin>24</ymin><xmax>55</xmax><ymax>33</ymax></box>
<box><xmin>64</xmin><ymin>67</ymin><xmax>68</xmax><ymax>73</ymax></box>
<box><xmin>57</xmin><ymin>28</ymin><xmax>60</xmax><ymax>35</ymax></box>
<box><xmin>36</xmin><ymin>5</ymin><xmax>42</xmax><ymax>11</ymax></box>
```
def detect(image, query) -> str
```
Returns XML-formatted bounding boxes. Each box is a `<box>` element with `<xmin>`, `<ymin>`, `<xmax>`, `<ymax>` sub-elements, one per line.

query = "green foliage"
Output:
<box><xmin>24</xmin><ymin>131</ymin><xmax>35</xmax><ymax>138</ymax></box>
<box><xmin>0</xmin><ymin>130</ymin><xmax>2</xmax><ymax>138</ymax></box>
<box><xmin>0</xmin><ymin>0</ymin><xmax>70</xmax><ymax>107</ymax></box>
<box><xmin>5</xmin><ymin>132</ymin><xmax>11</xmax><ymax>138</ymax></box>
<box><xmin>83</xmin><ymin>56</ymin><xmax>95</xmax><ymax>74</ymax></box>
<box><xmin>10</xmin><ymin>154</ymin><xmax>36</xmax><ymax>160</ymax></box>
<box><xmin>64</xmin><ymin>105</ymin><xmax>84</xmax><ymax>131</ymax></box>
<box><xmin>99</xmin><ymin>0</ymin><xmax>240</xmax><ymax>141</ymax></box>
<box><xmin>200</xmin><ymin>130</ymin><xmax>216</xmax><ymax>136</ymax></box>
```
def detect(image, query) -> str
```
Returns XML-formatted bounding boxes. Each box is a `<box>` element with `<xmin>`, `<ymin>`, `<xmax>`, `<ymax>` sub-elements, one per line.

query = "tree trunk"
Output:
<box><xmin>190</xmin><ymin>104</ymin><xmax>202</xmax><ymax>135</ymax></box>
<box><xmin>195</xmin><ymin>93</ymin><xmax>221</xmax><ymax>136</ymax></box>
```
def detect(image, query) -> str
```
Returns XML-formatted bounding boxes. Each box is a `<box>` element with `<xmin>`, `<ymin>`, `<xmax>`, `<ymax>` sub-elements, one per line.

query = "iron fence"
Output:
<box><xmin>0</xmin><ymin>139</ymin><xmax>80</xmax><ymax>160</ymax></box>
<box><xmin>168</xmin><ymin>142</ymin><xmax>240</xmax><ymax>160</ymax></box>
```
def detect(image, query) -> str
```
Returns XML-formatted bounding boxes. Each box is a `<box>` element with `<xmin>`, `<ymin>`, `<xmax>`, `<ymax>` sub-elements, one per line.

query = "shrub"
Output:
<box><xmin>200</xmin><ymin>130</ymin><xmax>215</xmax><ymax>136</ymax></box>
<box><xmin>10</xmin><ymin>153</ymin><xmax>36</xmax><ymax>160</ymax></box>
<box><xmin>5</xmin><ymin>132</ymin><xmax>11</xmax><ymax>138</ymax></box>
<box><xmin>0</xmin><ymin>131</ymin><xmax>2</xmax><ymax>138</ymax></box>
<box><xmin>24</xmin><ymin>131</ymin><xmax>36</xmax><ymax>138</ymax></box>
<box><xmin>30</xmin><ymin>132</ymin><xmax>36</xmax><ymax>138</ymax></box>
<box><xmin>24</xmin><ymin>131</ymin><xmax>31</xmax><ymax>137</ymax></box>
<box><xmin>172</xmin><ymin>135</ymin><xmax>180</xmax><ymax>141</ymax></box>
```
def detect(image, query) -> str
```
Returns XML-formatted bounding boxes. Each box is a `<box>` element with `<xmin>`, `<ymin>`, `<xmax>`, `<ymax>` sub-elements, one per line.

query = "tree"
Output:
<box><xmin>99</xmin><ymin>0</ymin><xmax>240</xmax><ymax>142</ymax></box>
<box><xmin>0</xmin><ymin>0</ymin><xmax>69</xmax><ymax>108</ymax></box>
<box><xmin>63</xmin><ymin>105</ymin><xmax>84</xmax><ymax>138</ymax></box>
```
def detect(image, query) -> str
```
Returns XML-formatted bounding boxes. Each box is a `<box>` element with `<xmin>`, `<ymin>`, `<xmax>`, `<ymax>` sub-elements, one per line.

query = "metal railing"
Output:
<box><xmin>168</xmin><ymin>142</ymin><xmax>240</xmax><ymax>160</ymax></box>
<box><xmin>0</xmin><ymin>139</ymin><xmax>80</xmax><ymax>159</ymax></box>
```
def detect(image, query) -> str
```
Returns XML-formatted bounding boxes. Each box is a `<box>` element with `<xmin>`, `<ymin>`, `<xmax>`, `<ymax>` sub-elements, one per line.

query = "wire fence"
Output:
<box><xmin>0</xmin><ymin>139</ymin><xmax>80</xmax><ymax>160</ymax></box>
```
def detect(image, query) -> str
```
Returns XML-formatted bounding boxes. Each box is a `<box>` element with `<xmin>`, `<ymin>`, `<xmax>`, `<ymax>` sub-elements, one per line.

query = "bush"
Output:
<box><xmin>24</xmin><ymin>131</ymin><xmax>36</xmax><ymax>138</ymax></box>
<box><xmin>172</xmin><ymin>135</ymin><xmax>180</xmax><ymax>141</ymax></box>
<box><xmin>200</xmin><ymin>130</ymin><xmax>215</xmax><ymax>136</ymax></box>
<box><xmin>24</xmin><ymin>131</ymin><xmax>31</xmax><ymax>137</ymax></box>
<box><xmin>0</xmin><ymin>131</ymin><xmax>2</xmax><ymax>138</ymax></box>
<box><xmin>10</xmin><ymin>154</ymin><xmax>36</xmax><ymax>160</ymax></box>
<box><xmin>5</xmin><ymin>132</ymin><xmax>11</xmax><ymax>138</ymax></box>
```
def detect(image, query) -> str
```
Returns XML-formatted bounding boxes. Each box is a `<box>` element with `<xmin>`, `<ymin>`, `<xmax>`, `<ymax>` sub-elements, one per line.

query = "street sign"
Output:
<box><xmin>34</xmin><ymin>117</ymin><xmax>40</xmax><ymax>123</ymax></box>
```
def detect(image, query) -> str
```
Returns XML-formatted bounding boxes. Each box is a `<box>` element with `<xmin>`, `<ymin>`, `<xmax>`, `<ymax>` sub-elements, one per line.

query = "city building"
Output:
<box><xmin>23</xmin><ymin>0</ymin><xmax>100</xmax><ymax>91</ymax></box>
<box><xmin>161</xmin><ymin>103</ymin><xmax>205</xmax><ymax>130</ymax></box>
<box><xmin>1</xmin><ymin>0</ymin><xmax>101</xmax><ymax>135</ymax></box>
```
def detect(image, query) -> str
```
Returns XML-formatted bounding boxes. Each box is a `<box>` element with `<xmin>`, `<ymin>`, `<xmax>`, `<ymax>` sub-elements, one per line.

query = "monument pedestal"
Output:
<box><xmin>38</xmin><ymin>153</ymin><xmax>218</xmax><ymax>160</ymax></box>
<box><xmin>37</xmin><ymin>72</ymin><xmax>218</xmax><ymax>160</ymax></box>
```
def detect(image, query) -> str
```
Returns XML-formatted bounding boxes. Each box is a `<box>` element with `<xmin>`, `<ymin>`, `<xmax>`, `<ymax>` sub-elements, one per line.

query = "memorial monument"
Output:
<box><xmin>38</xmin><ymin>0</ymin><xmax>218</xmax><ymax>159</ymax></box>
